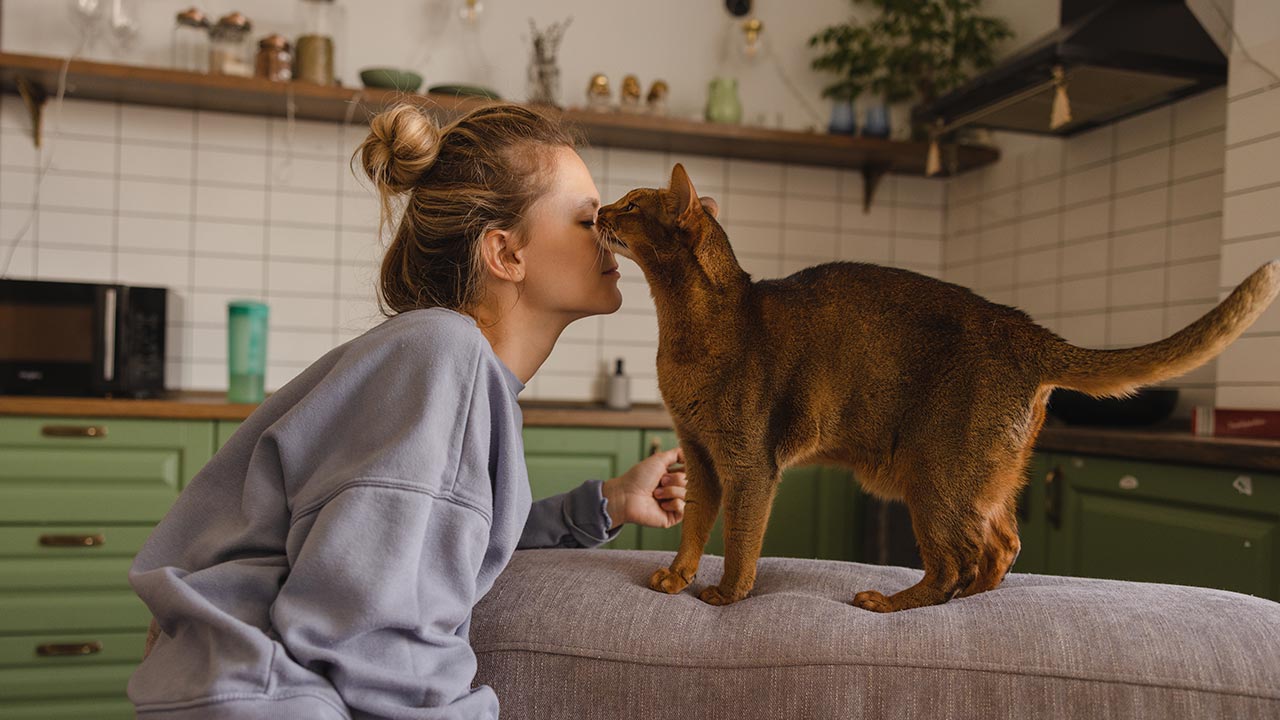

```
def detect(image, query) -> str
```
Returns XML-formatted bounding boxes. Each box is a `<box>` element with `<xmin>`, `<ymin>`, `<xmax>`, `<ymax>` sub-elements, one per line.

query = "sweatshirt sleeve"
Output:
<box><xmin>517</xmin><ymin>479</ymin><xmax>622</xmax><ymax>549</ymax></box>
<box><xmin>270</xmin><ymin>482</ymin><xmax>499</xmax><ymax>720</ymax></box>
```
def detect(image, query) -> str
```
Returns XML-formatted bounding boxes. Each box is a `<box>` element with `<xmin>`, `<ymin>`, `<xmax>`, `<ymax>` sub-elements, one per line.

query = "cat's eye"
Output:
<box><xmin>624</xmin><ymin>202</ymin><xmax>637</xmax><ymax>212</ymax></box>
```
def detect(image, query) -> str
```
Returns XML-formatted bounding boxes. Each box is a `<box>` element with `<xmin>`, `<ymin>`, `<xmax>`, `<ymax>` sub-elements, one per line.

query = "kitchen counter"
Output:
<box><xmin>0</xmin><ymin>392</ymin><xmax>676</xmax><ymax>429</ymax></box>
<box><xmin>2</xmin><ymin>393</ymin><xmax>1277</xmax><ymax>472</ymax></box>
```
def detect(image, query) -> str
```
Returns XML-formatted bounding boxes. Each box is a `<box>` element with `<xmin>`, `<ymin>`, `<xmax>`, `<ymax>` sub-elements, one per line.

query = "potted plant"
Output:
<box><xmin>808</xmin><ymin>23</ymin><xmax>881</xmax><ymax>135</ymax></box>
<box><xmin>810</xmin><ymin>0</ymin><xmax>1012</xmax><ymax>139</ymax></box>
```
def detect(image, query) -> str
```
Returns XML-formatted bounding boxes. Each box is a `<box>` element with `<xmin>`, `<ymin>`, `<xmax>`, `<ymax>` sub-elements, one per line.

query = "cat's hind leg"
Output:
<box><xmin>649</xmin><ymin>443</ymin><xmax>722</xmax><ymax>595</ymax></box>
<box><xmin>954</xmin><ymin>496</ymin><xmax>1021</xmax><ymax>599</ymax></box>
<box><xmin>852</xmin><ymin>489</ymin><xmax>984</xmax><ymax>613</ymax></box>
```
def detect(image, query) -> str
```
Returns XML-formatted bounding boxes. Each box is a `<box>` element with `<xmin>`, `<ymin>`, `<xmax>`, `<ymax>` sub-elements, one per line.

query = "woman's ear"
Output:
<box><xmin>479</xmin><ymin>228</ymin><xmax>526</xmax><ymax>283</ymax></box>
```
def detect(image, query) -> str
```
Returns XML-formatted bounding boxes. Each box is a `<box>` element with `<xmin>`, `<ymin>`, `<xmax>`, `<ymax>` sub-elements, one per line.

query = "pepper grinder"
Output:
<box><xmin>605</xmin><ymin>358</ymin><xmax>631</xmax><ymax>410</ymax></box>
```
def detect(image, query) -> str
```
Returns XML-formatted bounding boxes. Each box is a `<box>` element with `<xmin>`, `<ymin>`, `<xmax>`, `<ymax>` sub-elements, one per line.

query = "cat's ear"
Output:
<box><xmin>670</xmin><ymin>163</ymin><xmax>703</xmax><ymax>225</ymax></box>
<box><xmin>669</xmin><ymin>163</ymin><xmax>694</xmax><ymax>213</ymax></box>
<box><xmin>699</xmin><ymin>196</ymin><xmax>720</xmax><ymax>219</ymax></box>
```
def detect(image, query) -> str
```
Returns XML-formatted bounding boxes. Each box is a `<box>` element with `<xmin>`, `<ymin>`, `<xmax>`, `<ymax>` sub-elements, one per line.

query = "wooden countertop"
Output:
<box><xmin>0</xmin><ymin>392</ymin><xmax>676</xmax><ymax>428</ymax></box>
<box><xmin>2</xmin><ymin>393</ymin><xmax>1276</xmax><ymax>472</ymax></box>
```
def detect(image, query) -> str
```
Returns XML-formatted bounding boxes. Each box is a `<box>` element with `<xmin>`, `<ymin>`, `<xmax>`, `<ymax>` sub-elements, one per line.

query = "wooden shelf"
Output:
<box><xmin>0</xmin><ymin>51</ymin><xmax>999</xmax><ymax>179</ymax></box>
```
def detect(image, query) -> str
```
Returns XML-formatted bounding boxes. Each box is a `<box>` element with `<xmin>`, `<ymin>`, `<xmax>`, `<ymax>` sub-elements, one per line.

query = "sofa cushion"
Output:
<box><xmin>471</xmin><ymin>549</ymin><xmax>1280</xmax><ymax>719</ymax></box>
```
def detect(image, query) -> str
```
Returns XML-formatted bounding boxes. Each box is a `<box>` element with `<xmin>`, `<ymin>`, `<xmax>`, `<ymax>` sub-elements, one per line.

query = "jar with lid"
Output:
<box><xmin>255</xmin><ymin>34</ymin><xmax>293</xmax><ymax>82</ymax></box>
<box><xmin>296</xmin><ymin>0</ymin><xmax>346</xmax><ymax>86</ymax></box>
<box><xmin>171</xmin><ymin>7</ymin><xmax>211</xmax><ymax>73</ymax></box>
<box><xmin>209</xmin><ymin>12</ymin><xmax>253</xmax><ymax>77</ymax></box>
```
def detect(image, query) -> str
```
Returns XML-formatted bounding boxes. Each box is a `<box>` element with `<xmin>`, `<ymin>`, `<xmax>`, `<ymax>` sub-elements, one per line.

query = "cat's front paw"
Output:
<box><xmin>698</xmin><ymin>585</ymin><xmax>745</xmax><ymax>606</ymax></box>
<box><xmin>649</xmin><ymin>567</ymin><xmax>692</xmax><ymax>594</ymax></box>
<box><xmin>852</xmin><ymin>590</ymin><xmax>895</xmax><ymax>613</ymax></box>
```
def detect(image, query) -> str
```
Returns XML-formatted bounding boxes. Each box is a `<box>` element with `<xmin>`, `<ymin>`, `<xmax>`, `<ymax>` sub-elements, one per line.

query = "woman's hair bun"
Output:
<box><xmin>359</xmin><ymin>104</ymin><xmax>443</xmax><ymax>195</ymax></box>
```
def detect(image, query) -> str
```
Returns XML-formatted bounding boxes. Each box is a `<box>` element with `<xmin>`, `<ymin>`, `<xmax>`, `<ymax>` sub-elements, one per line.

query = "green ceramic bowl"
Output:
<box><xmin>359</xmin><ymin>68</ymin><xmax>424</xmax><ymax>93</ymax></box>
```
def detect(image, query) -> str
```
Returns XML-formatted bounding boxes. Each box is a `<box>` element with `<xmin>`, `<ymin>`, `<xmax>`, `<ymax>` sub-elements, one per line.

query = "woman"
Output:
<box><xmin>128</xmin><ymin>103</ymin><xmax>687</xmax><ymax>719</ymax></box>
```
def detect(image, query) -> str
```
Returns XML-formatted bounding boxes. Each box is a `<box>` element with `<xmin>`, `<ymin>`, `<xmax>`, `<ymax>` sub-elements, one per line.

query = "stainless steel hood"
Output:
<box><xmin>917</xmin><ymin>0</ymin><xmax>1227</xmax><ymax>136</ymax></box>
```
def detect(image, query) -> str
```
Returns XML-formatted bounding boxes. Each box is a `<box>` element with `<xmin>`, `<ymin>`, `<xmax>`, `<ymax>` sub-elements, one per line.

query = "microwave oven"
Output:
<box><xmin>0</xmin><ymin>279</ymin><xmax>167</xmax><ymax>398</ymax></box>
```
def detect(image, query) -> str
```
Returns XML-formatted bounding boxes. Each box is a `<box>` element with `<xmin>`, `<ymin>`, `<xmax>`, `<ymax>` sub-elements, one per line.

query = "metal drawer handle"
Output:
<box><xmin>648</xmin><ymin>437</ymin><xmax>663</xmax><ymax>456</ymax></box>
<box><xmin>1045</xmin><ymin>467</ymin><xmax>1063</xmax><ymax>530</ymax></box>
<box><xmin>37</xmin><ymin>641</ymin><xmax>103</xmax><ymax>657</ymax></box>
<box><xmin>41</xmin><ymin>425</ymin><xmax>108</xmax><ymax>438</ymax></box>
<box><xmin>39</xmin><ymin>533</ymin><xmax>106</xmax><ymax>548</ymax></box>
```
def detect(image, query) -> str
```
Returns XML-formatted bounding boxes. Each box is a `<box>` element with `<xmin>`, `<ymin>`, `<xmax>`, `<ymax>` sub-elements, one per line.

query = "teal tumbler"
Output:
<box><xmin>227</xmin><ymin>300</ymin><xmax>268</xmax><ymax>404</ymax></box>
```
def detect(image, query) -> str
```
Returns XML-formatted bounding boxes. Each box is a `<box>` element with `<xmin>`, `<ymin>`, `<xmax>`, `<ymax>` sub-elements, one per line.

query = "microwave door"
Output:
<box><xmin>92</xmin><ymin>285</ymin><xmax>122</xmax><ymax>395</ymax></box>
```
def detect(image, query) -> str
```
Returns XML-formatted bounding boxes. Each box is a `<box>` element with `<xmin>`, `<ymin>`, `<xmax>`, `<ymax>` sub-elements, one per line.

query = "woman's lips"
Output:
<box><xmin>603</xmin><ymin>266</ymin><xmax>620</xmax><ymax>277</ymax></box>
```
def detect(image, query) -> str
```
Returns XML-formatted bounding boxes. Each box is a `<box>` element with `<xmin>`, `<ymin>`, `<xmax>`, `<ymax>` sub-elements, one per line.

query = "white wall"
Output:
<box><xmin>0</xmin><ymin>94</ymin><xmax>945</xmax><ymax>400</ymax></box>
<box><xmin>943</xmin><ymin>92</ymin><xmax>1228</xmax><ymax>418</ymax></box>
<box><xmin>1216</xmin><ymin>0</ymin><xmax>1280</xmax><ymax>409</ymax></box>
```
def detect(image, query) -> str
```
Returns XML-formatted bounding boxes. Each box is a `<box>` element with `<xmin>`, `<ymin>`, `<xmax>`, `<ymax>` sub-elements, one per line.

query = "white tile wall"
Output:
<box><xmin>1216</xmin><ymin>0</ymin><xmax>1280</xmax><ymax>410</ymax></box>
<box><xmin>0</xmin><ymin>96</ymin><xmax>945</xmax><ymax>403</ymax></box>
<box><xmin>943</xmin><ymin>91</ymin><xmax>1230</xmax><ymax>417</ymax></box>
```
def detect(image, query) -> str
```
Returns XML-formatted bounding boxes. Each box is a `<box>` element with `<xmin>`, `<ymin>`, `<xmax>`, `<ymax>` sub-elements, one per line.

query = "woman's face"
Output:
<box><xmin>517</xmin><ymin>146</ymin><xmax>622</xmax><ymax>320</ymax></box>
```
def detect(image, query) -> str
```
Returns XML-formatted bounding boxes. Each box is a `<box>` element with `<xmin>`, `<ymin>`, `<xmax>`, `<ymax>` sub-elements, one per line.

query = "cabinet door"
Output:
<box><xmin>521</xmin><ymin>428</ymin><xmax>642</xmax><ymax>550</ymax></box>
<box><xmin>1013</xmin><ymin>452</ymin><xmax>1053</xmax><ymax>574</ymax></box>
<box><xmin>1046</xmin><ymin>454</ymin><xmax>1278</xmax><ymax>600</ymax></box>
<box><xmin>215</xmin><ymin>421</ymin><xmax>242</xmax><ymax>451</ymax></box>
<box><xmin>638</xmin><ymin>431</ymin><xmax>859</xmax><ymax>560</ymax></box>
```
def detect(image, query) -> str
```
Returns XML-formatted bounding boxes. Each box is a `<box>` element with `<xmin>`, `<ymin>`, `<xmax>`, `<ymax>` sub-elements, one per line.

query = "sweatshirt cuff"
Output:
<box><xmin>563</xmin><ymin>479</ymin><xmax>623</xmax><ymax>548</ymax></box>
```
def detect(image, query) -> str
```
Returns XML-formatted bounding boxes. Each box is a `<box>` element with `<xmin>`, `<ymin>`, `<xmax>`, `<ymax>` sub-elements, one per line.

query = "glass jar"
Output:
<box><xmin>209</xmin><ymin>12</ymin><xmax>253</xmax><ymax>77</ymax></box>
<box><xmin>171</xmin><ymin>7</ymin><xmax>211</xmax><ymax>73</ymax></box>
<box><xmin>255</xmin><ymin>34</ymin><xmax>293</xmax><ymax>82</ymax></box>
<box><xmin>296</xmin><ymin>0</ymin><xmax>345</xmax><ymax>85</ymax></box>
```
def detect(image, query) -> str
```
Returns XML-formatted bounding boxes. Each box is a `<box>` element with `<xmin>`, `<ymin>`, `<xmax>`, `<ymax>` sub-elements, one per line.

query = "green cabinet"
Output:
<box><xmin>637</xmin><ymin>431</ymin><xmax>860</xmax><ymax>561</ymax></box>
<box><xmin>521</xmin><ymin>427</ymin><xmax>643</xmax><ymax>550</ymax></box>
<box><xmin>1019</xmin><ymin>452</ymin><xmax>1279</xmax><ymax>600</ymax></box>
<box><xmin>0</xmin><ymin>416</ymin><xmax>213</xmax><ymax>717</ymax></box>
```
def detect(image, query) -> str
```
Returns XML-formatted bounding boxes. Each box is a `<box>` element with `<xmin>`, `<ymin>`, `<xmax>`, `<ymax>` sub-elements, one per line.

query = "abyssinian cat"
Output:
<box><xmin>595</xmin><ymin>163</ymin><xmax>1280</xmax><ymax>613</ymax></box>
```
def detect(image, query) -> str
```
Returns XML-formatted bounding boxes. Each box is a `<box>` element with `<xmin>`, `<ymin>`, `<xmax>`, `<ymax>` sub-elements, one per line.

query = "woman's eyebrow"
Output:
<box><xmin>576</xmin><ymin>198</ymin><xmax>600</xmax><ymax>212</ymax></box>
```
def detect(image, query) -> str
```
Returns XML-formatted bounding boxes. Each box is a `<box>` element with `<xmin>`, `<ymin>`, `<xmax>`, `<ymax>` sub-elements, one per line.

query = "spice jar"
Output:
<box><xmin>171</xmin><ymin>7</ymin><xmax>211</xmax><ymax>73</ymax></box>
<box><xmin>255</xmin><ymin>34</ymin><xmax>293</xmax><ymax>82</ymax></box>
<box><xmin>586</xmin><ymin>73</ymin><xmax>611</xmax><ymax>112</ymax></box>
<box><xmin>295</xmin><ymin>0</ymin><xmax>345</xmax><ymax>86</ymax></box>
<box><xmin>209</xmin><ymin>12</ymin><xmax>253</xmax><ymax>77</ymax></box>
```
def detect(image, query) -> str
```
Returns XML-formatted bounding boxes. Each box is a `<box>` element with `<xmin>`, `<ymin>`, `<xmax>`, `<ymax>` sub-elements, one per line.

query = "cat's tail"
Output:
<box><xmin>1043</xmin><ymin>260</ymin><xmax>1280</xmax><ymax>398</ymax></box>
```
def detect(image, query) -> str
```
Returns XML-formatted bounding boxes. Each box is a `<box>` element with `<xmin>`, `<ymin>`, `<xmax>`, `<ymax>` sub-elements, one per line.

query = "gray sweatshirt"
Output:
<box><xmin>129</xmin><ymin>307</ymin><xmax>619</xmax><ymax>719</ymax></box>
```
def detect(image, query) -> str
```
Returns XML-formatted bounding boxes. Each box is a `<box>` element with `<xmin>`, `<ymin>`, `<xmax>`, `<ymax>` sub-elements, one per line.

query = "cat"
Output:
<box><xmin>594</xmin><ymin>163</ymin><xmax>1280</xmax><ymax>613</ymax></box>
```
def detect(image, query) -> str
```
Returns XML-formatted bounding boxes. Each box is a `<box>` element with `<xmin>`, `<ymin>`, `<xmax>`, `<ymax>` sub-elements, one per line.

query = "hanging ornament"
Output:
<box><xmin>1050</xmin><ymin>65</ymin><xmax>1072</xmax><ymax>131</ymax></box>
<box><xmin>458</xmin><ymin>0</ymin><xmax>483</xmax><ymax>25</ymax></box>
<box><xmin>925</xmin><ymin>119</ymin><xmax>944</xmax><ymax>177</ymax></box>
<box><xmin>741</xmin><ymin>18</ymin><xmax>763</xmax><ymax>60</ymax></box>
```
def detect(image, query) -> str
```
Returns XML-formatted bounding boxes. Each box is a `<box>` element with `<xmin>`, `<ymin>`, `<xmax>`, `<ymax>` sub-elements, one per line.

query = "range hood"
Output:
<box><xmin>917</xmin><ymin>0</ymin><xmax>1227</xmax><ymax>136</ymax></box>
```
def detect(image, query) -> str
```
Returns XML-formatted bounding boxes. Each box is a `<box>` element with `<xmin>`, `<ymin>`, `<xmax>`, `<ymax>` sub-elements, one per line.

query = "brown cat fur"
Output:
<box><xmin>595</xmin><ymin>163</ymin><xmax>1280</xmax><ymax>612</ymax></box>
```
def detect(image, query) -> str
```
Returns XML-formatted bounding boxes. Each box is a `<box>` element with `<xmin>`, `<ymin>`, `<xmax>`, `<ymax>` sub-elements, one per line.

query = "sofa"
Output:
<box><xmin>470</xmin><ymin>549</ymin><xmax>1280</xmax><ymax>719</ymax></box>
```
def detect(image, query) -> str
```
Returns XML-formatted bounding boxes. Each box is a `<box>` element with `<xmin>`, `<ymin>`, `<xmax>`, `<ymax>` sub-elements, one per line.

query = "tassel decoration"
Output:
<box><xmin>1050</xmin><ymin>65</ymin><xmax>1072</xmax><ymax>131</ymax></box>
<box><xmin>925</xmin><ymin>119</ymin><xmax>943</xmax><ymax>177</ymax></box>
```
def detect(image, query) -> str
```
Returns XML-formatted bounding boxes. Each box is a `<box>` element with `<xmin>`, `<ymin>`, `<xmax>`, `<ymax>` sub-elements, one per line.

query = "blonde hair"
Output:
<box><xmin>355</xmin><ymin>102</ymin><xmax>577</xmax><ymax>315</ymax></box>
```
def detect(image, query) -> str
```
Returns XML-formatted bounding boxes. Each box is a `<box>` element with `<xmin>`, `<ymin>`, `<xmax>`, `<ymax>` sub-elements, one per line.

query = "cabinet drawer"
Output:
<box><xmin>0</xmin><ymin>631</ymin><xmax>145</xmax><ymax>668</ymax></box>
<box><xmin>0</xmin><ymin>526</ymin><xmax>151</xmax><ymax>591</ymax></box>
<box><xmin>0</xmin><ymin>663</ymin><xmax>137</xmax><ymax>702</ymax></box>
<box><xmin>0</xmin><ymin>591</ymin><xmax>150</xmax><ymax>635</ymax></box>
<box><xmin>0</xmin><ymin>697</ymin><xmax>136</xmax><ymax>720</ymax></box>
<box><xmin>0</xmin><ymin>416</ymin><xmax>213</xmax><ymax>523</ymax></box>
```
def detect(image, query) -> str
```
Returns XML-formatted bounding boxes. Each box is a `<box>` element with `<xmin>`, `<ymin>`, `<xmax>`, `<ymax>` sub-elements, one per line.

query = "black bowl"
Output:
<box><xmin>1047</xmin><ymin>387</ymin><xmax>1179</xmax><ymax>427</ymax></box>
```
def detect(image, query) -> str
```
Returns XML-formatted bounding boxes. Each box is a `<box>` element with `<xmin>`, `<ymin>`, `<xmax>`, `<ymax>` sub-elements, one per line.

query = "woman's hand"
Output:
<box><xmin>602</xmin><ymin>447</ymin><xmax>687</xmax><ymax>530</ymax></box>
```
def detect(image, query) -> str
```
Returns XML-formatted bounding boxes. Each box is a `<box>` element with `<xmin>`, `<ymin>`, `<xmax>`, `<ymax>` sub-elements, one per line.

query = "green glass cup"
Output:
<box><xmin>227</xmin><ymin>300</ymin><xmax>268</xmax><ymax>404</ymax></box>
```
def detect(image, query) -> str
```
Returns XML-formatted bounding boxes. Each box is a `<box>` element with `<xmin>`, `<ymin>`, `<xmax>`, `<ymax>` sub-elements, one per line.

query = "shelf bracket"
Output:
<box><xmin>861</xmin><ymin>163</ymin><xmax>888</xmax><ymax>213</ymax></box>
<box><xmin>15</xmin><ymin>76</ymin><xmax>47</xmax><ymax>148</ymax></box>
